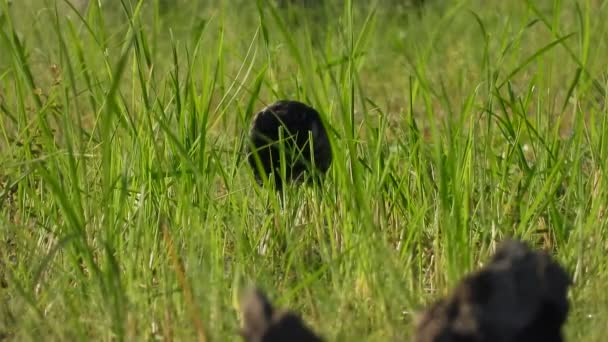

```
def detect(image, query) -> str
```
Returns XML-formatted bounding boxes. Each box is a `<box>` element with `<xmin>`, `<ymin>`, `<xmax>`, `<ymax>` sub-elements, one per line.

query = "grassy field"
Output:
<box><xmin>1</xmin><ymin>0</ymin><xmax>607</xmax><ymax>340</ymax></box>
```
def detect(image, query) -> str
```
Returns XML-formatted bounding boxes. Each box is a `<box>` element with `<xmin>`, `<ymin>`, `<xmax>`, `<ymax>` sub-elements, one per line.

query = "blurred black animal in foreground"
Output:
<box><xmin>239</xmin><ymin>240</ymin><xmax>570</xmax><ymax>341</ymax></box>
<box><xmin>239</xmin><ymin>288</ymin><xmax>324</xmax><ymax>342</ymax></box>
<box><xmin>247</xmin><ymin>100</ymin><xmax>332</xmax><ymax>191</ymax></box>
<box><xmin>414</xmin><ymin>239</ymin><xmax>571</xmax><ymax>342</ymax></box>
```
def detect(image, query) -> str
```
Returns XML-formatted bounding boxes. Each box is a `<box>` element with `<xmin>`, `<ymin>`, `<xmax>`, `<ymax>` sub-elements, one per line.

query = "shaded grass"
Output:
<box><xmin>1</xmin><ymin>0</ymin><xmax>607</xmax><ymax>340</ymax></box>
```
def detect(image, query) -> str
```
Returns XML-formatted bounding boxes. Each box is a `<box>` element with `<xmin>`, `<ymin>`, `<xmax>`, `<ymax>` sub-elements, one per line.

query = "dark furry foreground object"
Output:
<box><xmin>414</xmin><ymin>239</ymin><xmax>571</xmax><ymax>342</ymax></box>
<box><xmin>240</xmin><ymin>288</ymin><xmax>324</xmax><ymax>342</ymax></box>
<box><xmin>247</xmin><ymin>100</ymin><xmax>332</xmax><ymax>190</ymax></box>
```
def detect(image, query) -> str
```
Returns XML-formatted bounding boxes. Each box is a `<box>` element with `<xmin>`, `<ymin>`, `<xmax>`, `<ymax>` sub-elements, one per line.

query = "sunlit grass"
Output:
<box><xmin>1</xmin><ymin>0</ymin><xmax>607</xmax><ymax>340</ymax></box>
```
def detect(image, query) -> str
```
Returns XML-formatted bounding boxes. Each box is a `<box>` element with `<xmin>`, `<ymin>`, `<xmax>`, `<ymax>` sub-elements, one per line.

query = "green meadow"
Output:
<box><xmin>1</xmin><ymin>0</ymin><xmax>607</xmax><ymax>340</ymax></box>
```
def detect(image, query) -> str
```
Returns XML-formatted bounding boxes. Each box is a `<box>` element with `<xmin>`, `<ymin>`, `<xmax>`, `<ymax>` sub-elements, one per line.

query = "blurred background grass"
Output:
<box><xmin>1</xmin><ymin>0</ymin><xmax>607</xmax><ymax>340</ymax></box>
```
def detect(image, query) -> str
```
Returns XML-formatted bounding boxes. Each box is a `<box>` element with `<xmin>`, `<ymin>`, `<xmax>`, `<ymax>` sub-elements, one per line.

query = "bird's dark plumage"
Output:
<box><xmin>247</xmin><ymin>100</ymin><xmax>332</xmax><ymax>190</ymax></box>
<box><xmin>239</xmin><ymin>288</ymin><xmax>324</xmax><ymax>342</ymax></box>
<box><xmin>414</xmin><ymin>239</ymin><xmax>571</xmax><ymax>342</ymax></box>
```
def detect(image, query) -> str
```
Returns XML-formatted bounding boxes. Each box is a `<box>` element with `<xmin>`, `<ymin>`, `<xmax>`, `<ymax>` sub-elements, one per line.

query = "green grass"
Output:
<box><xmin>1</xmin><ymin>0</ymin><xmax>607</xmax><ymax>340</ymax></box>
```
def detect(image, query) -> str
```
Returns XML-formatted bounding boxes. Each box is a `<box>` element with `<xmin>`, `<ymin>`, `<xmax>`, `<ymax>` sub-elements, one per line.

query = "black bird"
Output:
<box><xmin>247</xmin><ymin>100</ymin><xmax>332</xmax><ymax>190</ymax></box>
<box><xmin>414</xmin><ymin>239</ymin><xmax>571</xmax><ymax>342</ymax></box>
<box><xmin>239</xmin><ymin>287</ymin><xmax>324</xmax><ymax>342</ymax></box>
